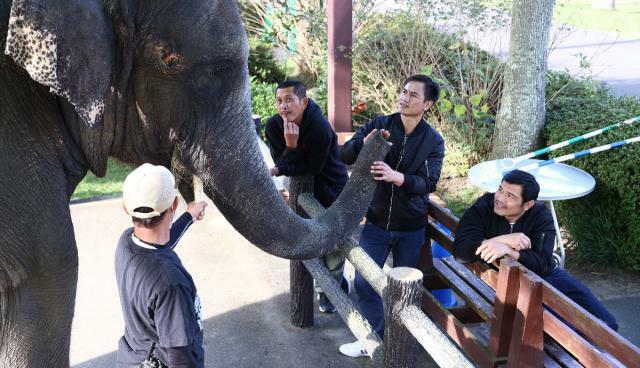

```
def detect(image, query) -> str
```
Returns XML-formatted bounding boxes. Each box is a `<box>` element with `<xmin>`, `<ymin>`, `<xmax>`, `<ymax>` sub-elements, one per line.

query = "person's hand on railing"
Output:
<box><xmin>475</xmin><ymin>239</ymin><xmax>520</xmax><ymax>264</ymax></box>
<box><xmin>491</xmin><ymin>233</ymin><xmax>531</xmax><ymax>251</ymax></box>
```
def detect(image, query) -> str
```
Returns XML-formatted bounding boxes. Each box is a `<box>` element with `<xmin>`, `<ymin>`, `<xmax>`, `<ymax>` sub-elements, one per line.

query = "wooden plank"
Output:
<box><xmin>427</xmin><ymin>220</ymin><xmax>455</xmax><ymax>253</ymax></box>
<box><xmin>543</xmin><ymin>354</ymin><xmax>565</xmax><ymax>368</ymax></box>
<box><xmin>544</xmin><ymin>311</ymin><xmax>624</xmax><ymax>368</ymax></box>
<box><xmin>421</xmin><ymin>291</ymin><xmax>499</xmax><ymax>368</ymax></box>
<box><xmin>427</xmin><ymin>200</ymin><xmax>459</xmax><ymax>234</ymax></box>
<box><xmin>441</xmin><ymin>256</ymin><xmax>496</xmax><ymax>302</ymax></box>
<box><xmin>539</xmin><ymin>275</ymin><xmax>640</xmax><ymax>368</ymax></box>
<box><xmin>544</xmin><ymin>337</ymin><xmax>584</xmax><ymax>368</ymax></box>
<box><xmin>433</xmin><ymin>259</ymin><xmax>493</xmax><ymax>321</ymax></box>
<box><xmin>467</xmin><ymin>263</ymin><xmax>499</xmax><ymax>290</ymax></box>
<box><xmin>507</xmin><ymin>272</ymin><xmax>544</xmax><ymax>368</ymax></box>
<box><xmin>488</xmin><ymin>260</ymin><xmax>520</xmax><ymax>358</ymax></box>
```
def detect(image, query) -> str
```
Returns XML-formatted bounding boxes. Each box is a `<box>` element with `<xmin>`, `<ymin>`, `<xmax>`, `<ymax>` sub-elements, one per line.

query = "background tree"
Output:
<box><xmin>491</xmin><ymin>0</ymin><xmax>555</xmax><ymax>159</ymax></box>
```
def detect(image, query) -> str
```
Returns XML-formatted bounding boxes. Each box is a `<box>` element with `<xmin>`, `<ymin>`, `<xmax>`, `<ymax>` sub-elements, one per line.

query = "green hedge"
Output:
<box><xmin>544</xmin><ymin>72</ymin><xmax>640</xmax><ymax>270</ymax></box>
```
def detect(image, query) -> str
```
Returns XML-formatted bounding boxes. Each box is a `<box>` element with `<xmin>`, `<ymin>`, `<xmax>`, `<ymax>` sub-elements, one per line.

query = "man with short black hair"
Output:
<box><xmin>115</xmin><ymin>163</ymin><xmax>207</xmax><ymax>368</ymax></box>
<box><xmin>454</xmin><ymin>170</ymin><xmax>618</xmax><ymax>330</ymax></box>
<box><xmin>339</xmin><ymin>74</ymin><xmax>445</xmax><ymax>357</ymax></box>
<box><xmin>265</xmin><ymin>80</ymin><xmax>349</xmax><ymax>314</ymax></box>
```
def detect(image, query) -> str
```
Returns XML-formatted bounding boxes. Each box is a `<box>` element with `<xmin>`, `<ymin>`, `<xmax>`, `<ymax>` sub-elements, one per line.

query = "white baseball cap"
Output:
<box><xmin>123</xmin><ymin>164</ymin><xmax>177</xmax><ymax>219</ymax></box>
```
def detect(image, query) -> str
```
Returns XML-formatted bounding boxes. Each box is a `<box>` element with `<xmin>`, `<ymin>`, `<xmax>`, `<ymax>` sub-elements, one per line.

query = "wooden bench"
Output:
<box><xmin>417</xmin><ymin>200</ymin><xmax>640</xmax><ymax>367</ymax></box>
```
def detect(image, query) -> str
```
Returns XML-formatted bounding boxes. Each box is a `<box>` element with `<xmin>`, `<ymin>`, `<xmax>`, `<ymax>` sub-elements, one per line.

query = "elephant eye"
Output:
<box><xmin>193</xmin><ymin>63</ymin><xmax>232</xmax><ymax>91</ymax></box>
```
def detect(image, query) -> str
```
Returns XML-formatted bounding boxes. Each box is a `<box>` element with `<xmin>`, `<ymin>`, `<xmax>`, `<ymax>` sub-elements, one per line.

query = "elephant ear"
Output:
<box><xmin>4</xmin><ymin>0</ymin><xmax>115</xmax><ymax>127</ymax></box>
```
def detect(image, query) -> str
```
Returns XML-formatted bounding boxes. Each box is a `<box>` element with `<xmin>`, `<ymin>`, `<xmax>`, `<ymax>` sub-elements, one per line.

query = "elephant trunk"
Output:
<box><xmin>194</xmin><ymin>121</ymin><xmax>388</xmax><ymax>260</ymax></box>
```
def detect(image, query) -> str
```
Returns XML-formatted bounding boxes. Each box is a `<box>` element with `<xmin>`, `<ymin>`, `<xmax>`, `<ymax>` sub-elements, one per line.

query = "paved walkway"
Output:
<box><xmin>469</xmin><ymin>23</ymin><xmax>640</xmax><ymax>98</ymax></box>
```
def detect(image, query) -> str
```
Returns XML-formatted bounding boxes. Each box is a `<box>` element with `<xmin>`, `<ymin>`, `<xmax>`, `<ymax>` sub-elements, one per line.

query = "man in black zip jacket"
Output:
<box><xmin>454</xmin><ymin>170</ymin><xmax>618</xmax><ymax>331</ymax></box>
<box><xmin>265</xmin><ymin>80</ymin><xmax>349</xmax><ymax>314</ymax></box>
<box><xmin>338</xmin><ymin>74</ymin><xmax>445</xmax><ymax>358</ymax></box>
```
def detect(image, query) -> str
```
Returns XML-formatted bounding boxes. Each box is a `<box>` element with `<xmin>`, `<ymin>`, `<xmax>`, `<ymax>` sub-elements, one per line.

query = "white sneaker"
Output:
<box><xmin>339</xmin><ymin>340</ymin><xmax>369</xmax><ymax>358</ymax></box>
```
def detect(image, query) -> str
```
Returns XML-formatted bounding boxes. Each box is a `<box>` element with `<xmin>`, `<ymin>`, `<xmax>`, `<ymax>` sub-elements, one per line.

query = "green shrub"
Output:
<box><xmin>249</xmin><ymin>78</ymin><xmax>278</xmax><ymax>138</ymax></box>
<box><xmin>544</xmin><ymin>73</ymin><xmax>640</xmax><ymax>270</ymax></box>
<box><xmin>248</xmin><ymin>37</ymin><xmax>286</xmax><ymax>84</ymax></box>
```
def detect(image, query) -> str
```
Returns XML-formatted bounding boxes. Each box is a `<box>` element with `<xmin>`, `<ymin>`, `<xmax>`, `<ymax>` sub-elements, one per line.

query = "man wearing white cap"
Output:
<box><xmin>116</xmin><ymin>163</ymin><xmax>207</xmax><ymax>368</ymax></box>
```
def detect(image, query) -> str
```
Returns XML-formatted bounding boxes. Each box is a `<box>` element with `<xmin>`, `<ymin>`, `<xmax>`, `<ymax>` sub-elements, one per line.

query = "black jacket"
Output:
<box><xmin>340</xmin><ymin>113</ymin><xmax>445</xmax><ymax>231</ymax></box>
<box><xmin>265</xmin><ymin>99</ymin><xmax>349</xmax><ymax>208</ymax></box>
<box><xmin>453</xmin><ymin>193</ymin><xmax>557</xmax><ymax>276</ymax></box>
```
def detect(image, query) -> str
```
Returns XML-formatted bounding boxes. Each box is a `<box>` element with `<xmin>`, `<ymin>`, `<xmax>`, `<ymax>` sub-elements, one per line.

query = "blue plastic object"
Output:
<box><xmin>431</xmin><ymin>223</ymin><xmax>457</xmax><ymax>307</ymax></box>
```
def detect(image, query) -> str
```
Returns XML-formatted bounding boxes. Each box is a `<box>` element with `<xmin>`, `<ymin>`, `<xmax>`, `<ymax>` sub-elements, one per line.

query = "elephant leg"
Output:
<box><xmin>0</xmin><ymin>241</ymin><xmax>78</xmax><ymax>367</ymax></box>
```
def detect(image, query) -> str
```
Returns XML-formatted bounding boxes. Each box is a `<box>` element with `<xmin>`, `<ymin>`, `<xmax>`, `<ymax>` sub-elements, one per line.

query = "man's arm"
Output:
<box><xmin>265</xmin><ymin>116</ymin><xmax>286</xmax><ymax>163</ymax></box>
<box><xmin>400</xmin><ymin>135</ymin><xmax>445</xmax><ymax>195</ymax></box>
<box><xmin>453</xmin><ymin>199</ymin><xmax>487</xmax><ymax>263</ymax></box>
<box><xmin>169</xmin><ymin>201</ymin><xmax>207</xmax><ymax>249</ymax></box>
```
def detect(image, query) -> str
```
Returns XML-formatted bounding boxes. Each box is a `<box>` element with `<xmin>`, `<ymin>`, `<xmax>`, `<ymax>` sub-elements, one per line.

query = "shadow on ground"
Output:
<box><xmin>73</xmin><ymin>292</ymin><xmax>437</xmax><ymax>368</ymax></box>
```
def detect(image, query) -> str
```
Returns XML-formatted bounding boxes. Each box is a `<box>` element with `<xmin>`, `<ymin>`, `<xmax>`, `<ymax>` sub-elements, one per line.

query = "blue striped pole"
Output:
<box><xmin>510</xmin><ymin>135</ymin><xmax>640</xmax><ymax>174</ymax></box>
<box><xmin>501</xmin><ymin>116</ymin><xmax>640</xmax><ymax>168</ymax></box>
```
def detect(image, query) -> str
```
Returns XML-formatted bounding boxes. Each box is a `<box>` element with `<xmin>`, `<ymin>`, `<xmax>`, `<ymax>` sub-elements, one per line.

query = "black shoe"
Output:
<box><xmin>318</xmin><ymin>292</ymin><xmax>336</xmax><ymax>313</ymax></box>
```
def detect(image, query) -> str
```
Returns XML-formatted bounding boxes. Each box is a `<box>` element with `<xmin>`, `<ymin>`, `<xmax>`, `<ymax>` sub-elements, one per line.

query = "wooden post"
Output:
<box><xmin>327</xmin><ymin>0</ymin><xmax>352</xmax><ymax>133</ymax></box>
<box><xmin>507</xmin><ymin>272</ymin><xmax>544</xmax><ymax>368</ymax></box>
<box><xmin>383</xmin><ymin>267</ymin><xmax>423</xmax><ymax>368</ymax></box>
<box><xmin>488</xmin><ymin>259</ymin><xmax>521</xmax><ymax>358</ymax></box>
<box><xmin>289</xmin><ymin>176</ymin><xmax>315</xmax><ymax>328</ymax></box>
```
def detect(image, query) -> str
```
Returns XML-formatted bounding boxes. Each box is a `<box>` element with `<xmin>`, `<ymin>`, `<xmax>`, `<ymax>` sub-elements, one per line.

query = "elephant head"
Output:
<box><xmin>4</xmin><ymin>0</ymin><xmax>387</xmax><ymax>260</ymax></box>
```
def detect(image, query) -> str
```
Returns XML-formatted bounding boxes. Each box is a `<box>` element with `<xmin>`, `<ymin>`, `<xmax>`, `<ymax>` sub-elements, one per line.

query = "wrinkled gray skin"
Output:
<box><xmin>0</xmin><ymin>0</ymin><xmax>387</xmax><ymax>366</ymax></box>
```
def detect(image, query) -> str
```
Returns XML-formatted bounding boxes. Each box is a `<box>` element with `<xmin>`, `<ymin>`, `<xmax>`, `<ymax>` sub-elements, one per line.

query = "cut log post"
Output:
<box><xmin>289</xmin><ymin>176</ymin><xmax>315</xmax><ymax>328</ymax></box>
<box><xmin>383</xmin><ymin>267</ymin><xmax>423</xmax><ymax>368</ymax></box>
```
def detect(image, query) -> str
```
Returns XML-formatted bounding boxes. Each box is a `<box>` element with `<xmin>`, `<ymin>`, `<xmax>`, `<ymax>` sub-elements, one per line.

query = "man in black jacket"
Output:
<box><xmin>265</xmin><ymin>80</ymin><xmax>349</xmax><ymax>314</ymax></box>
<box><xmin>338</xmin><ymin>74</ymin><xmax>445</xmax><ymax>357</ymax></box>
<box><xmin>454</xmin><ymin>170</ymin><xmax>618</xmax><ymax>331</ymax></box>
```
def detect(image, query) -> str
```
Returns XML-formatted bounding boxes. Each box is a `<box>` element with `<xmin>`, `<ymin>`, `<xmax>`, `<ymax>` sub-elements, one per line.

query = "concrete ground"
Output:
<box><xmin>68</xmin><ymin>198</ymin><xmax>640</xmax><ymax>367</ymax></box>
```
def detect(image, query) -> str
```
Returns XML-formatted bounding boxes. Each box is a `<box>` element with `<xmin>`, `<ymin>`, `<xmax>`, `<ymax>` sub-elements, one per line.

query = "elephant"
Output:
<box><xmin>0</xmin><ymin>0</ymin><xmax>388</xmax><ymax>366</ymax></box>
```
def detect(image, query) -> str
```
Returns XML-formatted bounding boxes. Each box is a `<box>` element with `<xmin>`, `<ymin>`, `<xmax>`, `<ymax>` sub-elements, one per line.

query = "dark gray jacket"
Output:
<box><xmin>341</xmin><ymin>113</ymin><xmax>445</xmax><ymax>231</ymax></box>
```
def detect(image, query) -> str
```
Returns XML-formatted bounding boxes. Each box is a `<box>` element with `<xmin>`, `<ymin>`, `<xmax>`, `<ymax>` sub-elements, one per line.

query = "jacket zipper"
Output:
<box><xmin>386</xmin><ymin>135</ymin><xmax>408</xmax><ymax>231</ymax></box>
<box><xmin>509</xmin><ymin>223</ymin><xmax>514</xmax><ymax>233</ymax></box>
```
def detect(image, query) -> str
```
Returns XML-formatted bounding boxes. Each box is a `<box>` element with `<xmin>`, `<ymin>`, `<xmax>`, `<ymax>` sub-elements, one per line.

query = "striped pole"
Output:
<box><xmin>510</xmin><ymin>135</ymin><xmax>640</xmax><ymax>173</ymax></box>
<box><xmin>501</xmin><ymin>116</ymin><xmax>640</xmax><ymax>168</ymax></box>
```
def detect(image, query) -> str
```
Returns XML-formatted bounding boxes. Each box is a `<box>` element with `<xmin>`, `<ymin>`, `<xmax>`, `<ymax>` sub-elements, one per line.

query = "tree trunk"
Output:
<box><xmin>592</xmin><ymin>0</ymin><xmax>615</xmax><ymax>11</ymax></box>
<box><xmin>491</xmin><ymin>0</ymin><xmax>555</xmax><ymax>159</ymax></box>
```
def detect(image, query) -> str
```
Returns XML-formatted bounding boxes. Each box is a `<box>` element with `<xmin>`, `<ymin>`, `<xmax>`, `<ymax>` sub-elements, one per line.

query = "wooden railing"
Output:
<box><xmin>420</xmin><ymin>200</ymin><xmax>640</xmax><ymax>368</ymax></box>
<box><xmin>287</xmin><ymin>176</ymin><xmax>473</xmax><ymax>368</ymax></box>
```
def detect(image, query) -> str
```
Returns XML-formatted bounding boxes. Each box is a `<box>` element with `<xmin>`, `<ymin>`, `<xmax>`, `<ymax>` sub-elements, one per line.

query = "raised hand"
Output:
<box><xmin>283</xmin><ymin>118</ymin><xmax>299</xmax><ymax>148</ymax></box>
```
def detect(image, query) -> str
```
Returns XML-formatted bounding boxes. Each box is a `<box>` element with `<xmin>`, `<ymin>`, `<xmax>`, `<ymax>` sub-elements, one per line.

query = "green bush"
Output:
<box><xmin>248</xmin><ymin>37</ymin><xmax>286</xmax><ymax>84</ymax></box>
<box><xmin>544</xmin><ymin>72</ymin><xmax>640</xmax><ymax>270</ymax></box>
<box><xmin>250</xmin><ymin>78</ymin><xmax>278</xmax><ymax>138</ymax></box>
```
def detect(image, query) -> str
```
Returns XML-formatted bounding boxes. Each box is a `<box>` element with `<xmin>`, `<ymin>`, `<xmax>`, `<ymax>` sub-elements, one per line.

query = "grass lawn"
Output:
<box><xmin>554</xmin><ymin>0</ymin><xmax>640</xmax><ymax>40</ymax></box>
<box><xmin>72</xmin><ymin>158</ymin><xmax>133</xmax><ymax>201</ymax></box>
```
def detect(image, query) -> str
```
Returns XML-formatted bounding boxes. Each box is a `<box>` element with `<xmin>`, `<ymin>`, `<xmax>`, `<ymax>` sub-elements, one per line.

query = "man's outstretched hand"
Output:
<box><xmin>187</xmin><ymin>201</ymin><xmax>207</xmax><ymax>221</ymax></box>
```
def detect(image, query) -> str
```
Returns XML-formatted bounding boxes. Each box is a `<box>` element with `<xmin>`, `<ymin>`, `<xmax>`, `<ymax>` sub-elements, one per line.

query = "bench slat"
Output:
<box><xmin>433</xmin><ymin>259</ymin><xmax>493</xmax><ymax>321</ymax></box>
<box><xmin>544</xmin><ymin>337</ymin><xmax>585</xmax><ymax>368</ymax></box>
<box><xmin>421</xmin><ymin>290</ymin><xmax>499</xmax><ymax>368</ymax></box>
<box><xmin>544</xmin><ymin>310</ymin><xmax>624</xmax><ymax>368</ymax></box>
<box><xmin>541</xmin><ymin>279</ymin><xmax>640</xmax><ymax>368</ymax></box>
<box><xmin>441</xmin><ymin>256</ymin><xmax>496</xmax><ymax>302</ymax></box>
<box><xmin>427</xmin><ymin>220</ymin><xmax>455</xmax><ymax>253</ymax></box>
<box><xmin>428</xmin><ymin>201</ymin><xmax>459</xmax><ymax>233</ymax></box>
